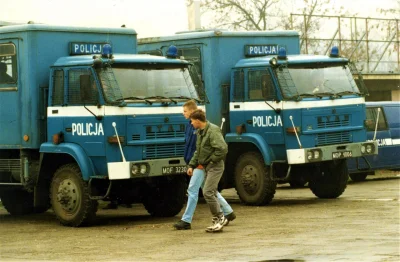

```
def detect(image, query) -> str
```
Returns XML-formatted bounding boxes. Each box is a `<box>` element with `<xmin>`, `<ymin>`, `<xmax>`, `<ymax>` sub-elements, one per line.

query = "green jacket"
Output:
<box><xmin>188</xmin><ymin>121</ymin><xmax>228</xmax><ymax>168</ymax></box>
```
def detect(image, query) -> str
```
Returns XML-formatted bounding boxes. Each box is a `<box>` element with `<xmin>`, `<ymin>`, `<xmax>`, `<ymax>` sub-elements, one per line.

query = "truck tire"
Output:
<box><xmin>50</xmin><ymin>163</ymin><xmax>97</xmax><ymax>227</ymax></box>
<box><xmin>309</xmin><ymin>160</ymin><xmax>348</xmax><ymax>198</ymax></box>
<box><xmin>349</xmin><ymin>172</ymin><xmax>371</xmax><ymax>182</ymax></box>
<box><xmin>0</xmin><ymin>189</ymin><xmax>34</xmax><ymax>215</ymax></box>
<box><xmin>234</xmin><ymin>152</ymin><xmax>277</xmax><ymax>206</ymax></box>
<box><xmin>142</xmin><ymin>175</ymin><xmax>186</xmax><ymax>217</ymax></box>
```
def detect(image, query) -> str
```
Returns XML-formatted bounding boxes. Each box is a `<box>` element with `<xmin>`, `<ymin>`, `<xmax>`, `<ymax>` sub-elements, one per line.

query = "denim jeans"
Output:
<box><xmin>181</xmin><ymin>168</ymin><xmax>233</xmax><ymax>223</ymax></box>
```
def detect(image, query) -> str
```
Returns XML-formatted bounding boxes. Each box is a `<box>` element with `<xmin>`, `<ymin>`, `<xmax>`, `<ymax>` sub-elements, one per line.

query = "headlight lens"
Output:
<box><xmin>314</xmin><ymin>150</ymin><xmax>320</xmax><ymax>159</ymax></box>
<box><xmin>131</xmin><ymin>165</ymin><xmax>139</xmax><ymax>175</ymax></box>
<box><xmin>361</xmin><ymin>145</ymin><xmax>366</xmax><ymax>154</ymax></box>
<box><xmin>366</xmin><ymin>144</ymin><xmax>372</xmax><ymax>153</ymax></box>
<box><xmin>307</xmin><ymin>151</ymin><xmax>313</xmax><ymax>160</ymax></box>
<box><xmin>140</xmin><ymin>164</ymin><xmax>147</xmax><ymax>174</ymax></box>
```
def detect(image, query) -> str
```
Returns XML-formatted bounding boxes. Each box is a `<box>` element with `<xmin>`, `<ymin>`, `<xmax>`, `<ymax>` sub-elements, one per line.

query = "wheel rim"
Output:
<box><xmin>56</xmin><ymin>178</ymin><xmax>80</xmax><ymax>214</ymax></box>
<box><xmin>239</xmin><ymin>164</ymin><xmax>260</xmax><ymax>195</ymax></box>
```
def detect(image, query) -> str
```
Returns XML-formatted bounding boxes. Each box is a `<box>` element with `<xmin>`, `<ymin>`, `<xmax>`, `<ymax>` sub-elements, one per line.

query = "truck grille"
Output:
<box><xmin>145</xmin><ymin>124</ymin><xmax>185</xmax><ymax>139</ymax></box>
<box><xmin>317</xmin><ymin>115</ymin><xmax>350</xmax><ymax>129</ymax></box>
<box><xmin>316</xmin><ymin>131</ymin><xmax>351</xmax><ymax>146</ymax></box>
<box><xmin>144</xmin><ymin>144</ymin><xmax>185</xmax><ymax>159</ymax></box>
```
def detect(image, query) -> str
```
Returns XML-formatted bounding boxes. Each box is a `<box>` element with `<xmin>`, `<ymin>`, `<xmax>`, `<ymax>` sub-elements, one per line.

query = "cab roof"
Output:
<box><xmin>234</xmin><ymin>54</ymin><xmax>349</xmax><ymax>68</ymax></box>
<box><xmin>52</xmin><ymin>54</ymin><xmax>190</xmax><ymax>67</ymax></box>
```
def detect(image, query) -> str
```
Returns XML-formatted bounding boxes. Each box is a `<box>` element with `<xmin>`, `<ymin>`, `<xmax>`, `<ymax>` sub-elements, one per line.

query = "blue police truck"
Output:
<box><xmin>0</xmin><ymin>24</ymin><xmax>204</xmax><ymax>226</ymax></box>
<box><xmin>347</xmin><ymin>101</ymin><xmax>400</xmax><ymax>181</ymax></box>
<box><xmin>138</xmin><ymin>30</ymin><xmax>378</xmax><ymax>205</ymax></box>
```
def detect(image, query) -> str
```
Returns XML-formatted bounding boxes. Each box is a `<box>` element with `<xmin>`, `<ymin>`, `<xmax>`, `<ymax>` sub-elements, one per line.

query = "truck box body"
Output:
<box><xmin>0</xmin><ymin>25</ymin><xmax>136</xmax><ymax>149</ymax></box>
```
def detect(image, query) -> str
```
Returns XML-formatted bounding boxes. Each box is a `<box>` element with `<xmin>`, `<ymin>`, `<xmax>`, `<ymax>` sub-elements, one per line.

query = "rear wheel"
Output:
<box><xmin>234</xmin><ymin>152</ymin><xmax>276</xmax><ymax>205</ymax></box>
<box><xmin>143</xmin><ymin>175</ymin><xmax>186</xmax><ymax>217</ymax></box>
<box><xmin>309</xmin><ymin>160</ymin><xmax>348</xmax><ymax>198</ymax></box>
<box><xmin>50</xmin><ymin>163</ymin><xmax>97</xmax><ymax>227</ymax></box>
<box><xmin>0</xmin><ymin>189</ymin><xmax>34</xmax><ymax>215</ymax></box>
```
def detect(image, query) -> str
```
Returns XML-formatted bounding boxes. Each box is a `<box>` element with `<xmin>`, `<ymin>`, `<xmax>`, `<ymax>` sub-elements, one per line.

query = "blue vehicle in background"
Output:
<box><xmin>348</xmin><ymin>101</ymin><xmax>400</xmax><ymax>181</ymax></box>
<box><xmin>139</xmin><ymin>30</ymin><xmax>378</xmax><ymax>205</ymax></box>
<box><xmin>0</xmin><ymin>24</ymin><xmax>204</xmax><ymax>226</ymax></box>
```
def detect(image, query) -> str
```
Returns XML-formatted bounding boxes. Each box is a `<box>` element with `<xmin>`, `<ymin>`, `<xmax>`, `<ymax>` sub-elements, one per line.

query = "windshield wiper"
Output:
<box><xmin>168</xmin><ymin>96</ymin><xmax>203</xmax><ymax>104</ymax></box>
<box><xmin>144</xmin><ymin>96</ymin><xmax>177</xmax><ymax>104</ymax></box>
<box><xmin>291</xmin><ymin>93</ymin><xmax>321</xmax><ymax>101</ymax></box>
<box><xmin>315</xmin><ymin>92</ymin><xmax>339</xmax><ymax>99</ymax></box>
<box><xmin>115</xmin><ymin>96</ymin><xmax>152</xmax><ymax>105</ymax></box>
<box><xmin>336</xmin><ymin>91</ymin><xmax>361</xmax><ymax>97</ymax></box>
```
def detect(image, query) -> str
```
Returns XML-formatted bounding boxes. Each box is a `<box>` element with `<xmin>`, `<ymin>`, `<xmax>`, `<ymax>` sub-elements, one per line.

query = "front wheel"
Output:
<box><xmin>309</xmin><ymin>160</ymin><xmax>348</xmax><ymax>198</ymax></box>
<box><xmin>50</xmin><ymin>163</ymin><xmax>97</xmax><ymax>227</ymax></box>
<box><xmin>234</xmin><ymin>152</ymin><xmax>277</xmax><ymax>205</ymax></box>
<box><xmin>142</xmin><ymin>175</ymin><xmax>186</xmax><ymax>217</ymax></box>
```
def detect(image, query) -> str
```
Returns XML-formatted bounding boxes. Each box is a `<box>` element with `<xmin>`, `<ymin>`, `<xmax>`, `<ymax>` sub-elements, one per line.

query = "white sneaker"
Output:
<box><xmin>205</xmin><ymin>216</ymin><xmax>225</xmax><ymax>233</ymax></box>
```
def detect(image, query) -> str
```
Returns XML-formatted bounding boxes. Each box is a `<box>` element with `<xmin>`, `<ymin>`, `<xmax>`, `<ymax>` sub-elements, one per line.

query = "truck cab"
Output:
<box><xmin>139</xmin><ymin>30</ymin><xmax>378</xmax><ymax>206</ymax></box>
<box><xmin>0</xmin><ymin>24</ymin><xmax>204</xmax><ymax>226</ymax></box>
<box><xmin>347</xmin><ymin>101</ymin><xmax>400</xmax><ymax>181</ymax></box>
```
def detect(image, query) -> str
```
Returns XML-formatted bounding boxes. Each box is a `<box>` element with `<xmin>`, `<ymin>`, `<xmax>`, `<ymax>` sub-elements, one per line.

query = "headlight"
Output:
<box><xmin>314</xmin><ymin>150</ymin><xmax>320</xmax><ymax>159</ymax></box>
<box><xmin>131</xmin><ymin>164</ymin><xmax>139</xmax><ymax>175</ymax></box>
<box><xmin>361</xmin><ymin>145</ymin><xmax>366</xmax><ymax>154</ymax></box>
<box><xmin>366</xmin><ymin>144</ymin><xmax>372</xmax><ymax>153</ymax></box>
<box><xmin>140</xmin><ymin>164</ymin><xmax>147</xmax><ymax>174</ymax></box>
<box><xmin>307</xmin><ymin>151</ymin><xmax>313</xmax><ymax>160</ymax></box>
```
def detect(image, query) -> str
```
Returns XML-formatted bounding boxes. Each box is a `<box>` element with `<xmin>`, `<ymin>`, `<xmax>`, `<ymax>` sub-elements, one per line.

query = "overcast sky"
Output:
<box><xmin>0</xmin><ymin>0</ymin><xmax>397</xmax><ymax>38</ymax></box>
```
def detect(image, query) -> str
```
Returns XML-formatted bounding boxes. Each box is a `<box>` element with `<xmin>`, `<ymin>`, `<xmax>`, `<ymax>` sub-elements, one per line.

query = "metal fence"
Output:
<box><xmin>290</xmin><ymin>14</ymin><xmax>399</xmax><ymax>73</ymax></box>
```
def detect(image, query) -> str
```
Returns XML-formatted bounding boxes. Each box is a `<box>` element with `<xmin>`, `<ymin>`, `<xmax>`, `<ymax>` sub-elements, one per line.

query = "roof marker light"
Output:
<box><xmin>102</xmin><ymin>44</ymin><xmax>113</xmax><ymax>58</ymax></box>
<box><xmin>277</xmin><ymin>47</ymin><xmax>287</xmax><ymax>60</ymax></box>
<box><xmin>166</xmin><ymin>45</ymin><xmax>178</xmax><ymax>58</ymax></box>
<box><xmin>330</xmin><ymin>46</ymin><xmax>339</xmax><ymax>57</ymax></box>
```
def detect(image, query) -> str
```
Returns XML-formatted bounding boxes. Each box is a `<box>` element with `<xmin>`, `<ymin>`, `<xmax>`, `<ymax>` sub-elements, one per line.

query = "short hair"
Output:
<box><xmin>183</xmin><ymin>99</ymin><xmax>197</xmax><ymax>111</ymax></box>
<box><xmin>190</xmin><ymin>109</ymin><xmax>206</xmax><ymax>122</ymax></box>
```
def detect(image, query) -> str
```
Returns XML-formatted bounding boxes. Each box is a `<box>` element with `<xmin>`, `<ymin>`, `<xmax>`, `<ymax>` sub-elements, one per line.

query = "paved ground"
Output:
<box><xmin>0</xmin><ymin>171</ymin><xmax>399</xmax><ymax>262</ymax></box>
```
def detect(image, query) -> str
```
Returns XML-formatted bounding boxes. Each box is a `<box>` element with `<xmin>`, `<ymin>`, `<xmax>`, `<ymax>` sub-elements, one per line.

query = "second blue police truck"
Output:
<box><xmin>0</xmin><ymin>24</ymin><xmax>204</xmax><ymax>226</ymax></box>
<box><xmin>139</xmin><ymin>30</ymin><xmax>378</xmax><ymax>205</ymax></box>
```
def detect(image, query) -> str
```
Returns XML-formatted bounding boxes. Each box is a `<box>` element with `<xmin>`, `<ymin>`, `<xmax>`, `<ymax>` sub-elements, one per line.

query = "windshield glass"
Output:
<box><xmin>97</xmin><ymin>65</ymin><xmax>200</xmax><ymax>103</ymax></box>
<box><xmin>276</xmin><ymin>65</ymin><xmax>362</xmax><ymax>100</ymax></box>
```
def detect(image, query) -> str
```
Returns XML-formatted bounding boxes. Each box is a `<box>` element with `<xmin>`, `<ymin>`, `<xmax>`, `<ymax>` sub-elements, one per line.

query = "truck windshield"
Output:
<box><xmin>276</xmin><ymin>65</ymin><xmax>362</xmax><ymax>100</ymax></box>
<box><xmin>97</xmin><ymin>65</ymin><xmax>200</xmax><ymax>104</ymax></box>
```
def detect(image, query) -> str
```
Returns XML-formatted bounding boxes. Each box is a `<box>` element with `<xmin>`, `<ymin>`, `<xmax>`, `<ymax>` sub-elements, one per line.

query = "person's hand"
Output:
<box><xmin>187</xmin><ymin>167</ymin><xmax>193</xmax><ymax>176</ymax></box>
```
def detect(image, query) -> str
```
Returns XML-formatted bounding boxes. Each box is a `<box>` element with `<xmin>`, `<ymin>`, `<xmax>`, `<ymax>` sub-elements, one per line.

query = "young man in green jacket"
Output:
<box><xmin>187</xmin><ymin>109</ymin><xmax>229</xmax><ymax>232</ymax></box>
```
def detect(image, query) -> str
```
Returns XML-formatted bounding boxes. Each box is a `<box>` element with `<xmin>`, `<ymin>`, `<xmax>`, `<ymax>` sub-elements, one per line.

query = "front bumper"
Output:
<box><xmin>107</xmin><ymin>157</ymin><xmax>187</xmax><ymax>180</ymax></box>
<box><xmin>286</xmin><ymin>141</ymin><xmax>378</xmax><ymax>164</ymax></box>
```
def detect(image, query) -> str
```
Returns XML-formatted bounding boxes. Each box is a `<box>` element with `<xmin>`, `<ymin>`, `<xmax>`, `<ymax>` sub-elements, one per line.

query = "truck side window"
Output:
<box><xmin>0</xmin><ymin>43</ymin><xmax>17</xmax><ymax>85</ymax></box>
<box><xmin>365</xmin><ymin>107</ymin><xmax>388</xmax><ymax>131</ymax></box>
<box><xmin>177</xmin><ymin>47</ymin><xmax>203</xmax><ymax>89</ymax></box>
<box><xmin>52</xmin><ymin>70</ymin><xmax>64</xmax><ymax>105</ymax></box>
<box><xmin>248</xmin><ymin>70</ymin><xmax>276</xmax><ymax>101</ymax></box>
<box><xmin>232</xmin><ymin>70</ymin><xmax>244</xmax><ymax>102</ymax></box>
<box><xmin>68</xmin><ymin>69</ymin><xmax>98</xmax><ymax>105</ymax></box>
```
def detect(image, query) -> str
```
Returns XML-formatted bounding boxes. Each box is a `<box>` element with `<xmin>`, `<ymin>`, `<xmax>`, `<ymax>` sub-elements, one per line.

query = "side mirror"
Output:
<box><xmin>80</xmin><ymin>75</ymin><xmax>94</xmax><ymax>102</ymax></box>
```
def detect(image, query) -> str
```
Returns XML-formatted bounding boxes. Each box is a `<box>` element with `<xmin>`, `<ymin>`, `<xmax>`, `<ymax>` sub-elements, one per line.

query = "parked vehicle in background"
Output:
<box><xmin>347</xmin><ymin>101</ymin><xmax>400</xmax><ymax>181</ymax></box>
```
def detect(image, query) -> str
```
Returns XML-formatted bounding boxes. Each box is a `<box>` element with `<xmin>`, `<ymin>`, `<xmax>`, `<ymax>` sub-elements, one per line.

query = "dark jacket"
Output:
<box><xmin>189</xmin><ymin>121</ymin><xmax>228</xmax><ymax>168</ymax></box>
<box><xmin>184</xmin><ymin>121</ymin><xmax>197</xmax><ymax>164</ymax></box>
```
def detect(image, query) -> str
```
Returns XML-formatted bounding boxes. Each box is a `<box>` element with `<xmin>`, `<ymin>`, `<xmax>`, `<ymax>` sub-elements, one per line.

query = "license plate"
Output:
<box><xmin>162</xmin><ymin>165</ymin><xmax>187</xmax><ymax>175</ymax></box>
<box><xmin>332</xmin><ymin>151</ymin><xmax>352</xmax><ymax>159</ymax></box>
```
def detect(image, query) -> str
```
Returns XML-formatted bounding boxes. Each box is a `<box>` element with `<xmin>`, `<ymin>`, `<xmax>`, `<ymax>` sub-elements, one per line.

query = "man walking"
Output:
<box><xmin>188</xmin><ymin>109</ymin><xmax>230</xmax><ymax>232</ymax></box>
<box><xmin>173</xmin><ymin>101</ymin><xmax>235</xmax><ymax>231</ymax></box>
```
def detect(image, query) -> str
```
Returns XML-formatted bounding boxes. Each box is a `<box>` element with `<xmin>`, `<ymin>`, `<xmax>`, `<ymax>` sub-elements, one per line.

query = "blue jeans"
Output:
<box><xmin>182</xmin><ymin>168</ymin><xmax>233</xmax><ymax>223</ymax></box>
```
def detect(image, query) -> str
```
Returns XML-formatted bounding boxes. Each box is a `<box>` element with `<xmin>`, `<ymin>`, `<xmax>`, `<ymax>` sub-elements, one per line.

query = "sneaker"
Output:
<box><xmin>173</xmin><ymin>220</ymin><xmax>191</xmax><ymax>230</ymax></box>
<box><xmin>205</xmin><ymin>216</ymin><xmax>225</xmax><ymax>233</ymax></box>
<box><xmin>225</xmin><ymin>212</ymin><xmax>236</xmax><ymax>222</ymax></box>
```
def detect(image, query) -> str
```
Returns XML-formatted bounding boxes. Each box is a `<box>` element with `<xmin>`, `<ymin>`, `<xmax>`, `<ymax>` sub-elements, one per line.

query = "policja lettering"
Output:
<box><xmin>72</xmin><ymin>123</ymin><xmax>104</xmax><ymax>136</ymax></box>
<box><xmin>252</xmin><ymin>115</ymin><xmax>283</xmax><ymax>127</ymax></box>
